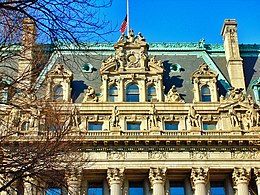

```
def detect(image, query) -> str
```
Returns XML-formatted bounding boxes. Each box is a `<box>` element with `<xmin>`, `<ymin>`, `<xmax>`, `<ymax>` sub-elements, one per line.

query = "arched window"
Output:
<box><xmin>126</xmin><ymin>83</ymin><xmax>139</xmax><ymax>102</ymax></box>
<box><xmin>21</xmin><ymin>122</ymin><xmax>29</xmax><ymax>131</ymax></box>
<box><xmin>147</xmin><ymin>85</ymin><xmax>156</xmax><ymax>102</ymax></box>
<box><xmin>53</xmin><ymin>85</ymin><xmax>63</xmax><ymax>101</ymax></box>
<box><xmin>108</xmin><ymin>85</ymin><xmax>118</xmax><ymax>102</ymax></box>
<box><xmin>201</xmin><ymin>85</ymin><xmax>211</xmax><ymax>102</ymax></box>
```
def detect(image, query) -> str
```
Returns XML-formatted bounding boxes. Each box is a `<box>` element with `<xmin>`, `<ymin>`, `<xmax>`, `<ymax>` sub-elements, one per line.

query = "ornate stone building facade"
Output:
<box><xmin>1</xmin><ymin>19</ymin><xmax>260</xmax><ymax>195</ymax></box>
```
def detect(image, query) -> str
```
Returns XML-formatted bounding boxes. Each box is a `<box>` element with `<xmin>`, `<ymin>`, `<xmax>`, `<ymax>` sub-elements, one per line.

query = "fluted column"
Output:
<box><xmin>149</xmin><ymin>167</ymin><xmax>167</xmax><ymax>195</ymax></box>
<box><xmin>191</xmin><ymin>167</ymin><xmax>208</xmax><ymax>195</ymax></box>
<box><xmin>66</xmin><ymin>168</ymin><xmax>82</xmax><ymax>195</ymax></box>
<box><xmin>254</xmin><ymin>168</ymin><xmax>260</xmax><ymax>194</ymax></box>
<box><xmin>232</xmin><ymin>168</ymin><xmax>250</xmax><ymax>195</ymax></box>
<box><xmin>107</xmin><ymin>168</ymin><xmax>124</xmax><ymax>195</ymax></box>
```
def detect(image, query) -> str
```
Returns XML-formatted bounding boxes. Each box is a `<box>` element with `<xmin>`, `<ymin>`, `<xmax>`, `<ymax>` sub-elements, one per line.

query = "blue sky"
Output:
<box><xmin>103</xmin><ymin>0</ymin><xmax>260</xmax><ymax>44</ymax></box>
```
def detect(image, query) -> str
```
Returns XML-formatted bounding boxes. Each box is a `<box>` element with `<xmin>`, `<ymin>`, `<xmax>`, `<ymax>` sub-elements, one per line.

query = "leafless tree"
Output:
<box><xmin>0</xmin><ymin>0</ymin><xmax>112</xmax><ymax>193</ymax></box>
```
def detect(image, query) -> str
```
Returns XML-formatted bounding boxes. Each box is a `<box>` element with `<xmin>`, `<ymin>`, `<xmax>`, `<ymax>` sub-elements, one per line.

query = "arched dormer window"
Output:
<box><xmin>126</xmin><ymin>83</ymin><xmax>139</xmax><ymax>102</ymax></box>
<box><xmin>108</xmin><ymin>85</ymin><xmax>118</xmax><ymax>102</ymax></box>
<box><xmin>53</xmin><ymin>84</ymin><xmax>63</xmax><ymax>101</ymax></box>
<box><xmin>147</xmin><ymin>85</ymin><xmax>156</xmax><ymax>102</ymax></box>
<box><xmin>201</xmin><ymin>85</ymin><xmax>211</xmax><ymax>102</ymax></box>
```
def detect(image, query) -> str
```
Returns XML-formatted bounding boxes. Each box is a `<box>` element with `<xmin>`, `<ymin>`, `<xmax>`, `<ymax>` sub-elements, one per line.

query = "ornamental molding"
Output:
<box><xmin>47</xmin><ymin>63</ymin><xmax>72</xmax><ymax>78</ymax></box>
<box><xmin>192</xmin><ymin>63</ymin><xmax>218</xmax><ymax>79</ymax></box>
<box><xmin>190</xmin><ymin>151</ymin><xmax>210</xmax><ymax>160</ymax></box>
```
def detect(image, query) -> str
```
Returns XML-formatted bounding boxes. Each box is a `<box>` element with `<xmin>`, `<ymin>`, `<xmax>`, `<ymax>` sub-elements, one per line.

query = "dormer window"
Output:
<box><xmin>126</xmin><ymin>83</ymin><xmax>139</xmax><ymax>102</ymax></box>
<box><xmin>201</xmin><ymin>85</ymin><xmax>211</xmax><ymax>102</ymax></box>
<box><xmin>53</xmin><ymin>84</ymin><xmax>63</xmax><ymax>101</ymax></box>
<box><xmin>147</xmin><ymin>85</ymin><xmax>156</xmax><ymax>102</ymax></box>
<box><xmin>108</xmin><ymin>85</ymin><xmax>118</xmax><ymax>102</ymax></box>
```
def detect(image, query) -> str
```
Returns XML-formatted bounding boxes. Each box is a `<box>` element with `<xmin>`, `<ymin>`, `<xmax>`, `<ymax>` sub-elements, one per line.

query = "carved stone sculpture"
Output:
<box><xmin>188</xmin><ymin>106</ymin><xmax>201</xmax><ymax>127</ymax></box>
<box><xmin>149</xmin><ymin>167</ymin><xmax>167</xmax><ymax>187</ymax></box>
<box><xmin>246</xmin><ymin>105</ymin><xmax>259</xmax><ymax>128</ymax></box>
<box><xmin>29</xmin><ymin>107</ymin><xmax>41</xmax><ymax>128</ymax></box>
<box><xmin>166</xmin><ymin>85</ymin><xmax>184</xmax><ymax>103</ymax></box>
<box><xmin>149</xmin><ymin>105</ymin><xmax>159</xmax><ymax>128</ymax></box>
<box><xmin>229</xmin><ymin>106</ymin><xmax>240</xmax><ymax>127</ymax></box>
<box><xmin>191</xmin><ymin>167</ymin><xmax>209</xmax><ymax>184</ymax></box>
<box><xmin>107</xmin><ymin>168</ymin><xmax>124</xmax><ymax>187</ymax></box>
<box><xmin>111</xmin><ymin>106</ymin><xmax>119</xmax><ymax>127</ymax></box>
<box><xmin>71</xmin><ymin>106</ymin><xmax>80</xmax><ymax>128</ymax></box>
<box><xmin>9</xmin><ymin>107</ymin><xmax>21</xmax><ymax>127</ymax></box>
<box><xmin>83</xmin><ymin>86</ymin><xmax>98</xmax><ymax>102</ymax></box>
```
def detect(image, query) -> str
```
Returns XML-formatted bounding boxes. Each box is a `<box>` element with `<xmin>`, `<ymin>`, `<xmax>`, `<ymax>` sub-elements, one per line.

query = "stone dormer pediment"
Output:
<box><xmin>192</xmin><ymin>63</ymin><xmax>218</xmax><ymax>79</ymax></box>
<box><xmin>100</xmin><ymin>30</ymin><xmax>163</xmax><ymax>74</ymax></box>
<box><xmin>47</xmin><ymin>63</ymin><xmax>72</xmax><ymax>79</ymax></box>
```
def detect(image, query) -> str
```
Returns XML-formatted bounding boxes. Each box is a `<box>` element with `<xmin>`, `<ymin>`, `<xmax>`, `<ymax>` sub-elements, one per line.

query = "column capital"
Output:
<box><xmin>191</xmin><ymin>167</ymin><xmax>209</xmax><ymax>185</ymax></box>
<box><xmin>254</xmin><ymin>168</ymin><xmax>260</xmax><ymax>184</ymax></box>
<box><xmin>107</xmin><ymin>168</ymin><xmax>124</xmax><ymax>187</ymax></box>
<box><xmin>149</xmin><ymin>167</ymin><xmax>167</xmax><ymax>187</ymax></box>
<box><xmin>232</xmin><ymin>167</ymin><xmax>251</xmax><ymax>185</ymax></box>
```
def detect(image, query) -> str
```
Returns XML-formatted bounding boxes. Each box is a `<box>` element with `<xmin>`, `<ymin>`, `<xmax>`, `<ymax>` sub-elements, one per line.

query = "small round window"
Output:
<box><xmin>170</xmin><ymin>63</ymin><xmax>181</xmax><ymax>72</ymax></box>
<box><xmin>82</xmin><ymin>63</ymin><xmax>93</xmax><ymax>73</ymax></box>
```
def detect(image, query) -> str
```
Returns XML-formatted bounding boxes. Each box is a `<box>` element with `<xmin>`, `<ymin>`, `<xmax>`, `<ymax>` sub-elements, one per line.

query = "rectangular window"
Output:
<box><xmin>46</xmin><ymin>187</ymin><xmax>62</xmax><ymax>195</ymax></box>
<box><xmin>165</xmin><ymin>122</ymin><xmax>179</xmax><ymax>130</ymax></box>
<box><xmin>88</xmin><ymin>122</ymin><xmax>103</xmax><ymax>131</ymax></box>
<box><xmin>127</xmin><ymin>122</ymin><xmax>141</xmax><ymax>130</ymax></box>
<box><xmin>202</xmin><ymin>122</ymin><xmax>217</xmax><ymax>130</ymax></box>
<box><xmin>210</xmin><ymin>181</ymin><xmax>226</xmax><ymax>195</ymax></box>
<box><xmin>129</xmin><ymin>181</ymin><xmax>144</xmax><ymax>195</ymax></box>
<box><xmin>88</xmin><ymin>182</ymin><xmax>103</xmax><ymax>195</ymax></box>
<box><xmin>169</xmin><ymin>181</ymin><xmax>185</xmax><ymax>195</ymax></box>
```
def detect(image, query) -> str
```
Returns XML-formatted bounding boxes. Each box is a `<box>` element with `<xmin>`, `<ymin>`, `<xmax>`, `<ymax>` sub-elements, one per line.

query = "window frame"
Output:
<box><xmin>200</xmin><ymin>85</ymin><xmax>211</xmax><ymax>102</ymax></box>
<box><xmin>108</xmin><ymin>84</ymin><xmax>118</xmax><ymax>102</ymax></box>
<box><xmin>53</xmin><ymin>84</ymin><xmax>64</xmax><ymax>101</ymax></box>
<box><xmin>125</xmin><ymin>83</ymin><xmax>140</xmax><ymax>102</ymax></box>
<box><xmin>88</xmin><ymin>122</ymin><xmax>103</xmax><ymax>131</ymax></box>
<box><xmin>164</xmin><ymin>121</ymin><xmax>179</xmax><ymax>131</ymax></box>
<box><xmin>202</xmin><ymin>122</ymin><xmax>217</xmax><ymax>131</ymax></box>
<box><xmin>147</xmin><ymin>84</ymin><xmax>156</xmax><ymax>102</ymax></box>
<box><xmin>126</xmin><ymin>122</ymin><xmax>141</xmax><ymax>131</ymax></box>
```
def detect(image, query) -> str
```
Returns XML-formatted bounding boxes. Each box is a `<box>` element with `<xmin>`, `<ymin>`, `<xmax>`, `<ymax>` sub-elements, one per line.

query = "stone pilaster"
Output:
<box><xmin>191</xmin><ymin>167</ymin><xmax>209</xmax><ymax>195</ymax></box>
<box><xmin>107</xmin><ymin>168</ymin><xmax>124</xmax><ymax>195</ymax></box>
<box><xmin>254</xmin><ymin>168</ymin><xmax>260</xmax><ymax>195</ymax></box>
<box><xmin>66</xmin><ymin>168</ymin><xmax>82</xmax><ymax>195</ymax></box>
<box><xmin>149</xmin><ymin>167</ymin><xmax>167</xmax><ymax>195</ymax></box>
<box><xmin>24</xmin><ymin>176</ymin><xmax>35</xmax><ymax>195</ymax></box>
<box><xmin>232</xmin><ymin>167</ymin><xmax>251</xmax><ymax>195</ymax></box>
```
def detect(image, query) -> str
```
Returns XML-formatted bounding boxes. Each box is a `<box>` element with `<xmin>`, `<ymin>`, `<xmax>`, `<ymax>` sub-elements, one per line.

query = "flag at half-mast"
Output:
<box><xmin>120</xmin><ymin>15</ymin><xmax>127</xmax><ymax>33</ymax></box>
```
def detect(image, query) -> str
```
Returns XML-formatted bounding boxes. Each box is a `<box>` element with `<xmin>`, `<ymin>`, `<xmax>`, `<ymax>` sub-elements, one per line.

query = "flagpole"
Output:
<box><xmin>126</xmin><ymin>0</ymin><xmax>130</xmax><ymax>36</ymax></box>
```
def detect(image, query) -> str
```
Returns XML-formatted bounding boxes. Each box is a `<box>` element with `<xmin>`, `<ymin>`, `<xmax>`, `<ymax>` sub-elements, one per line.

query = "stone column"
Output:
<box><xmin>107</xmin><ymin>168</ymin><xmax>124</xmax><ymax>195</ymax></box>
<box><xmin>254</xmin><ymin>168</ymin><xmax>260</xmax><ymax>194</ymax></box>
<box><xmin>66</xmin><ymin>168</ymin><xmax>82</xmax><ymax>195</ymax></box>
<box><xmin>191</xmin><ymin>167</ymin><xmax>209</xmax><ymax>195</ymax></box>
<box><xmin>232</xmin><ymin>168</ymin><xmax>250</xmax><ymax>195</ymax></box>
<box><xmin>24</xmin><ymin>176</ymin><xmax>35</xmax><ymax>195</ymax></box>
<box><xmin>149</xmin><ymin>167</ymin><xmax>167</xmax><ymax>195</ymax></box>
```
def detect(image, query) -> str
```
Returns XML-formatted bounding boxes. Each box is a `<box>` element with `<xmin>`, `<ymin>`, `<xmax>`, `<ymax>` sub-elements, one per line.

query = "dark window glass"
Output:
<box><xmin>201</xmin><ymin>85</ymin><xmax>211</xmax><ymax>102</ymax></box>
<box><xmin>127</xmin><ymin>122</ymin><xmax>141</xmax><ymax>130</ymax></box>
<box><xmin>46</xmin><ymin>187</ymin><xmax>62</xmax><ymax>195</ymax></box>
<box><xmin>129</xmin><ymin>181</ymin><xmax>144</xmax><ymax>195</ymax></box>
<box><xmin>108</xmin><ymin>85</ymin><xmax>118</xmax><ymax>102</ymax></box>
<box><xmin>203</xmin><ymin>122</ymin><xmax>217</xmax><ymax>130</ymax></box>
<box><xmin>170</xmin><ymin>181</ymin><xmax>185</xmax><ymax>195</ymax></box>
<box><xmin>165</xmin><ymin>122</ymin><xmax>179</xmax><ymax>130</ymax></box>
<box><xmin>88</xmin><ymin>122</ymin><xmax>103</xmax><ymax>131</ymax></box>
<box><xmin>53</xmin><ymin>85</ymin><xmax>63</xmax><ymax>101</ymax></box>
<box><xmin>210</xmin><ymin>181</ymin><xmax>226</xmax><ymax>195</ymax></box>
<box><xmin>258</xmin><ymin>88</ymin><xmax>260</xmax><ymax>100</ymax></box>
<box><xmin>126</xmin><ymin>83</ymin><xmax>139</xmax><ymax>102</ymax></box>
<box><xmin>147</xmin><ymin>85</ymin><xmax>156</xmax><ymax>102</ymax></box>
<box><xmin>88</xmin><ymin>182</ymin><xmax>103</xmax><ymax>195</ymax></box>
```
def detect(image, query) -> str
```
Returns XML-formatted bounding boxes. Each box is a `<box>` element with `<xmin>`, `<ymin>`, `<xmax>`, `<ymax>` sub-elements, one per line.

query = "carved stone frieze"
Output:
<box><xmin>148</xmin><ymin>151</ymin><xmax>167</xmax><ymax>160</ymax></box>
<box><xmin>190</xmin><ymin>151</ymin><xmax>210</xmax><ymax>160</ymax></box>
<box><xmin>231</xmin><ymin>151</ymin><xmax>260</xmax><ymax>159</ymax></box>
<box><xmin>107</xmin><ymin>151</ymin><xmax>126</xmax><ymax>160</ymax></box>
<box><xmin>192</xmin><ymin>63</ymin><xmax>218</xmax><ymax>78</ymax></box>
